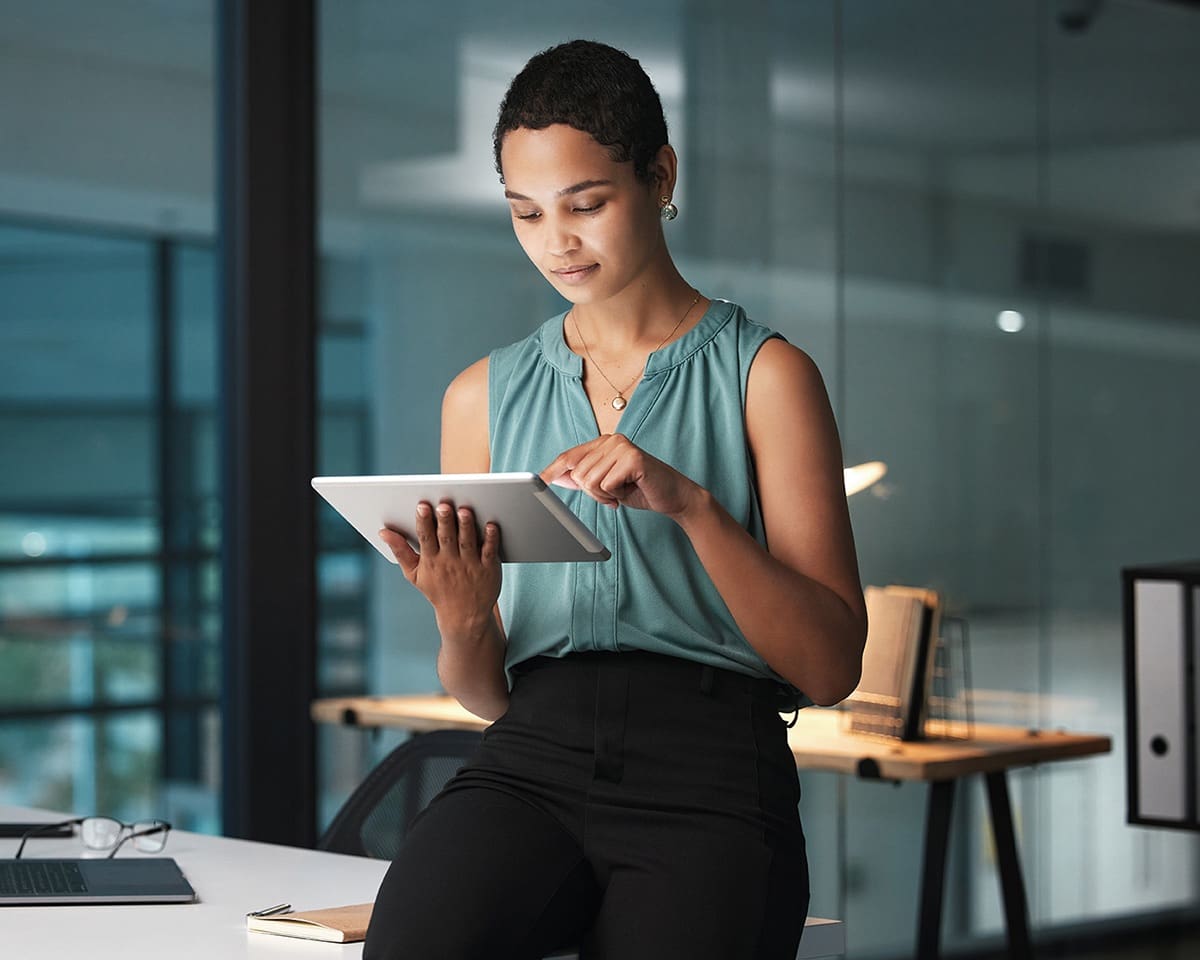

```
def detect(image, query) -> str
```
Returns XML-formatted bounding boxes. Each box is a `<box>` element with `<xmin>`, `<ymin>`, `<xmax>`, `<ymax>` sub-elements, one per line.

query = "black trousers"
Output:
<box><xmin>364</xmin><ymin>651</ymin><xmax>809</xmax><ymax>960</ymax></box>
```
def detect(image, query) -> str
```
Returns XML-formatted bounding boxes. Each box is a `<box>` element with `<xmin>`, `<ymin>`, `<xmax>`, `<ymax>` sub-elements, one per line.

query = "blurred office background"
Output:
<box><xmin>1</xmin><ymin>0</ymin><xmax>1198</xmax><ymax>956</ymax></box>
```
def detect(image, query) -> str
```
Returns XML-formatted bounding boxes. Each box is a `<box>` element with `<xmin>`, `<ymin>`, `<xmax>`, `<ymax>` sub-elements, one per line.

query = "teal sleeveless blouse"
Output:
<box><xmin>488</xmin><ymin>299</ymin><xmax>791</xmax><ymax>686</ymax></box>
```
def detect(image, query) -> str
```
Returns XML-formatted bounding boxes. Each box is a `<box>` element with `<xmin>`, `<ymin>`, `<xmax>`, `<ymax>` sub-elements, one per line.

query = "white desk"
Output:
<box><xmin>2</xmin><ymin>804</ymin><xmax>844</xmax><ymax>959</ymax></box>
<box><xmin>2</xmin><ymin>804</ymin><xmax>389</xmax><ymax>960</ymax></box>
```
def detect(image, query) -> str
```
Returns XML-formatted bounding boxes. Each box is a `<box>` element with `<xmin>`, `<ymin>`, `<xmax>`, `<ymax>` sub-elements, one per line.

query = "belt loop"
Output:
<box><xmin>699</xmin><ymin>665</ymin><xmax>715</xmax><ymax>696</ymax></box>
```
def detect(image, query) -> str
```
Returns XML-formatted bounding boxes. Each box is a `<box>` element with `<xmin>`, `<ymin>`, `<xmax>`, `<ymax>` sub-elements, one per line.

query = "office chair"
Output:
<box><xmin>318</xmin><ymin>728</ymin><xmax>483</xmax><ymax>860</ymax></box>
<box><xmin>319</xmin><ymin>728</ymin><xmax>579</xmax><ymax>958</ymax></box>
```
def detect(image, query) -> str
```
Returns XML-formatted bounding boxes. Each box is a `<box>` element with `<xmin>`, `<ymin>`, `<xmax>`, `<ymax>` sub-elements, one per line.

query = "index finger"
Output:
<box><xmin>540</xmin><ymin>440</ymin><xmax>599</xmax><ymax>489</ymax></box>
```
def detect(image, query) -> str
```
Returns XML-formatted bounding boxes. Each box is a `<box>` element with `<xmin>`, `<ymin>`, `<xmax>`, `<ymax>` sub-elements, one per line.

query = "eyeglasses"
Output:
<box><xmin>14</xmin><ymin>817</ymin><xmax>172</xmax><ymax>860</ymax></box>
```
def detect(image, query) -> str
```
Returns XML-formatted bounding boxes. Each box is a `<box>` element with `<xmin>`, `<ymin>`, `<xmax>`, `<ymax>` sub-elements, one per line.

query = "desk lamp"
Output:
<box><xmin>843</xmin><ymin>461</ymin><xmax>887</xmax><ymax>497</ymax></box>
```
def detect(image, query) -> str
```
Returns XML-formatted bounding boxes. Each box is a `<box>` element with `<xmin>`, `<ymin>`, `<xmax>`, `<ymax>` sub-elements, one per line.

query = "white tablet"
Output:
<box><xmin>311</xmin><ymin>472</ymin><xmax>611</xmax><ymax>564</ymax></box>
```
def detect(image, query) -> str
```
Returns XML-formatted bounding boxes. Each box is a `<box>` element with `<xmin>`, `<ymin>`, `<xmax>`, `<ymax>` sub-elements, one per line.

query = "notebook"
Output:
<box><xmin>0</xmin><ymin>857</ymin><xmax>197</xmax><ymax>905</ymax></box>
<box><xmin>247</xmin><ymin>902</ymin><xmax>373</xmax><ymax>942</ymax></box>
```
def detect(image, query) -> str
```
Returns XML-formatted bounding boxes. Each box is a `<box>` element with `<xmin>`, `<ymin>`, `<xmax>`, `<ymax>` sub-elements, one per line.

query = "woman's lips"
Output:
<box><xmin>552</xmin><ymin>264</ymin><xmax>598</xmax><ymax>285</ymax></box>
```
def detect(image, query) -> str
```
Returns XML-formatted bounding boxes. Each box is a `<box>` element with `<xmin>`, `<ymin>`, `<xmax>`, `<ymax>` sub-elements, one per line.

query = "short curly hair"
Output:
<box><xmin>493</xmin><ymin>39</ymin><xmax>669</xmax><ymax>185</ymax></box>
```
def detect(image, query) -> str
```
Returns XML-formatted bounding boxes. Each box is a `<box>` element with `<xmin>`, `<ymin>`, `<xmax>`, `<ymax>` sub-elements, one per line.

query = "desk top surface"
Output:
<box><xmin>1</xmin><ymin>804</ymin><xmax>389</xmax><ymax>960</ymax></box>
<box><xmin>313</xmin><ymin>694</ymin><xmax>1112</xmax><ymax>781</ymax></box>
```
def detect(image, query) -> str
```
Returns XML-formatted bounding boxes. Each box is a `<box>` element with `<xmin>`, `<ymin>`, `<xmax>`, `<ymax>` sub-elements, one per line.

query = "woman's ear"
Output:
<box><xmin>650</xmin><ymin>144</ymin><xmax>679</xmax><ymax>197</ymax></box>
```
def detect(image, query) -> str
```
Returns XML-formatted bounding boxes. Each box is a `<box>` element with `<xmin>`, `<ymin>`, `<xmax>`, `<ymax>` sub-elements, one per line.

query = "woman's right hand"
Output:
<box><xmin>379</xmin><ymin>501</ymin><xmax>501</xmax><ymax>634</ymax></box>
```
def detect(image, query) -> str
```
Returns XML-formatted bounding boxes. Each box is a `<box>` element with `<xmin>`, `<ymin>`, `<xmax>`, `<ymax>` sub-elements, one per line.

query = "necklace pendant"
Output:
<box><xmin>611</xmin><ymin>395</ymin><xmax>627</xmax><ymax>411</ymax></box>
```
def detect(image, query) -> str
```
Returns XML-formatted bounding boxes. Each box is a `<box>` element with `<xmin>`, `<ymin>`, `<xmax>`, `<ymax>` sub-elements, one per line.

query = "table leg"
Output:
<box><xmin>984</xmin><ymin>770</ymin><xmax>1033</xmax><ymax>959</ymax></box>
<box><xmin>917</xmin><ymin>778</ymin><xmax>956</xmax><ymax>959</ymax></box>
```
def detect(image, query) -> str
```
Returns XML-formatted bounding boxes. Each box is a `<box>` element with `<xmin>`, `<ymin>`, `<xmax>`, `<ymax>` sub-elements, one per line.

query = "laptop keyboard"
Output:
<box><xmin>0</xmin><ymin>861</ymin><xmax>88</xmax><ymax>895</ymax></box>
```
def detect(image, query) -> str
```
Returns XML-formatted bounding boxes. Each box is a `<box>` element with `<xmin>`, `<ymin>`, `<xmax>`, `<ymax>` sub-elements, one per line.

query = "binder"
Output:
<box><xmin>1123</xmin><ymin>561</ymin><xmax>1200</xmax><ymax>831</ymax></box>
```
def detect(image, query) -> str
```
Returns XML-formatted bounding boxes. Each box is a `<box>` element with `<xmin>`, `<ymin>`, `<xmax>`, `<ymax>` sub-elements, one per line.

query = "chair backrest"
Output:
<box><xmin>318</xmin><ymin>729</ymin><xmax>483</xmax><ymax>860</ymax></box>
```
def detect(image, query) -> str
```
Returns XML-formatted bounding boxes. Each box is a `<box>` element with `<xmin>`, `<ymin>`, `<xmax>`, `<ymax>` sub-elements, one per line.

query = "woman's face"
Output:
<box><xmin>499</xmin><ymin>124</ymin><xmax>666</xmax><ymax>306</ymax></box>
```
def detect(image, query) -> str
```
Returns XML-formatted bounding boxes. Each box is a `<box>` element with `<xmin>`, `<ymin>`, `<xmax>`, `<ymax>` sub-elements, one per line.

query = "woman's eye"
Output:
<box><xmin>515</xmin><ymin>210</ymin><xmax>541</xmax><ymax>221</ymax></box>
<box><xmin>574</xmin><ymin>203</ymin><xmax>603</xmax><ymax>214</ymax></box>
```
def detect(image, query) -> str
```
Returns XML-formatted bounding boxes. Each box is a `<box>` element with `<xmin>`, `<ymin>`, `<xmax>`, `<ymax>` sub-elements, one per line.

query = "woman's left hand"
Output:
<box><xmin>540</xmin><ymin>434</ymin><xmax>701</xmax><ymax>518</ymax></box>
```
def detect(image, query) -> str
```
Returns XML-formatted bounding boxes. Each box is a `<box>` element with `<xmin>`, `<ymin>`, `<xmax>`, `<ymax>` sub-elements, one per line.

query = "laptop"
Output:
<box><xmin>0</xmin><ymin>857</ymin><xmax>197</xmax><ymax>905</ymax></box>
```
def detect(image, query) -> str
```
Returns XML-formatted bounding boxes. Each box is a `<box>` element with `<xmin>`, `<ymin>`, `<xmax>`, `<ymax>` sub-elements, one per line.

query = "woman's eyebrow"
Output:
<box><xmin>504</xmin><ymin>179</ymin><xmax>614</xmax><ymax>202</ymax></box>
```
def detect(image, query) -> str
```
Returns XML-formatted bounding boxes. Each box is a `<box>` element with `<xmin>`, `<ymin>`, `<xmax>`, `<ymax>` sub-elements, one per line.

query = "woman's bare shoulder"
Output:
<box><xmin>444</xmin><ymin>355</ymin><xmax>490</xmax><ymax>413</ymax></box>
<box><xmin>442</xmin><ymin>356</ymin><xmax>491</xmax><ymax>473</ymax></box>
<box><xmin>744</xmin><ymin>336</ymin><xmax>840</xmax><ymax>481</ymax></box>
<box><xmin>748</xmin><ymin>337</ymin><xmax>825</xmax><ymax>395</ymax></box>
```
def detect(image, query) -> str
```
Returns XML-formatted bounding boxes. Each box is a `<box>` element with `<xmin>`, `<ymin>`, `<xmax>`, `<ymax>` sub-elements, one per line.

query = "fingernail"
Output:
<box><xmin>417</xmin><ymin>503</ymin><xmax>431</xmax><ymax>517</ymax></box>
<box><xmin>437</xmin><ymin>504</ymin><xmax>451</xmax><ymax>515</ymax></box>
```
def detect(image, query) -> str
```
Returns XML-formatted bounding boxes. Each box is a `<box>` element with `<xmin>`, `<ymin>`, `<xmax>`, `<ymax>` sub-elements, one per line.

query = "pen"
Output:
<box><xmin>247</xmin><ymin>902</ymin><xmax>292</xmax><ymax>917</ymax></box>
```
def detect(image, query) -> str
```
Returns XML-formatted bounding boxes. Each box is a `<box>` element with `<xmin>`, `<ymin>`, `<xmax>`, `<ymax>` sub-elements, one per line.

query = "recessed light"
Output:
<box><xmin>997</xmin><ymin>310</ymin><xmax>1025</xmax><ymax>333</ymax></box>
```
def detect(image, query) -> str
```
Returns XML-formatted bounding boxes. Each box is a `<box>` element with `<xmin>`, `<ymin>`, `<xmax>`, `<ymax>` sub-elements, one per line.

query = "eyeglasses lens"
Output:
<box><xmin>80</xmin><ymin>817</ymin><xmax>123</xmax><ymax>849</ymax></box>
<box><xmin>131</xmin><ymin>820</ymin><xmax>168</xmax><ymax>853</ymax></box>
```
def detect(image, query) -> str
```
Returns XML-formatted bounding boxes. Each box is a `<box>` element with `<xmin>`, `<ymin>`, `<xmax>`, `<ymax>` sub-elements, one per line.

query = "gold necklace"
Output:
<box><xmin>571</xmin><ymin>291</ymin><xmax>701</xmax><ymax>411</ymax></box>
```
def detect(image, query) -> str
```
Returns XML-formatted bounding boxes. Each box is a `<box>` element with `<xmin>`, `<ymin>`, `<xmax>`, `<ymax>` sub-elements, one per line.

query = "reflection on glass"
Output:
<box><xmin>0</xmin><ymin>0</ymin><xmax>218</xmax><ymax>837</ymax></box>
<box><xmin>96</xmin><ymin>711</ymin><xmax>161</xmax><ymax>822</ymax></box>
<box><xmin>0</xmin><ymin>717</ymin><xmax>85</xmax><ymax>813</ymax></box>
<box><xmin>311</xmin><ymin>262</ymin><xmax>373</xmax><ymax>718</ymax></box>
<box><xmin>0</xmin><ymin>221</ymin><xmax>218</xmax><ymax>823</ymax></box>
<box><xmin>0</xmin><ymin>512</ymin><xmax>157</xmax><ymax>562</ymax></box>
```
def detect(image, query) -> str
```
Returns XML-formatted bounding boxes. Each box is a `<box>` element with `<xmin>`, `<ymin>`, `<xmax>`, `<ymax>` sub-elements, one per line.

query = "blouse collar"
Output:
<box><xmin>540</xmin><ymin>299</ymin><xmax>735</xmax><ymax>379</ymax></box>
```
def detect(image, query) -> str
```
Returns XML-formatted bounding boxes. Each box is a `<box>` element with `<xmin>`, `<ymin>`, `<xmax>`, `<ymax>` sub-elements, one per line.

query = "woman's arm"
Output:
<box><xmin>379</xmin><ymin>357</ymin><xmax>511</xmax><ymax>721</ymax></box>
<box><xmin>677</xmin><ymin>339</ymin><xmax>867</xmax><ymax>705</ymax></box>
<box><xmin>539</xmin><ymin>340</ymin><xmax>866</xmax><ymax>705</ymax></box>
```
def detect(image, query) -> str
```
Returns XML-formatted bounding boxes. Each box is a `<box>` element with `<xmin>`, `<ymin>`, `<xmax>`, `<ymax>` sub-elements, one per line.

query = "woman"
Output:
<box><xmin>365</xmin><ymin>39</ymin><xmax>866</xmax><ymax>960</ymax></box>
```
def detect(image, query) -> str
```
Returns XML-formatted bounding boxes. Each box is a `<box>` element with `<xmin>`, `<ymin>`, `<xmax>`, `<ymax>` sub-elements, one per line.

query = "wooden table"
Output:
<box><xmin>313</xmin><ymin>694</ymin><xmax>1111</xmax><ymax>959</ymax></box>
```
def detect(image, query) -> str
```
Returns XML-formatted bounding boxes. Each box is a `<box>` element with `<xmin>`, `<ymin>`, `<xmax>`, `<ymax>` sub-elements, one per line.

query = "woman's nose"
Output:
<box><xmin>545</xmin><ymin>218</ymin><xmax>580</xmax><ymax>258</ymax></box>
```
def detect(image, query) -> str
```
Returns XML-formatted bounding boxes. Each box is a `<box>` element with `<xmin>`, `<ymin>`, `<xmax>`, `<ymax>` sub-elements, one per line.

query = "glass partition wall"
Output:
<box><xmin>316</xmin><ymin>1</ymin><xmax>1200</xmax><ymax>955</ymax></box>
<box><xmin>0</xmin><ymin>2</ymin><xmax>373</xmax><ymax>839</ymax></box>
<box><xmin>0</xmin><ymin>0</ymin><xmax>221</xmax><ymax>831</ymax></box>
